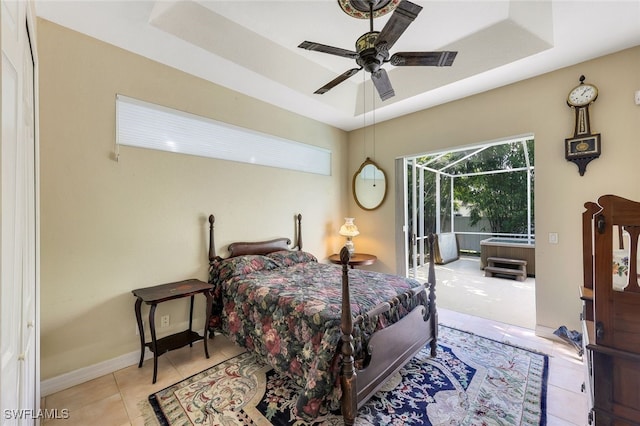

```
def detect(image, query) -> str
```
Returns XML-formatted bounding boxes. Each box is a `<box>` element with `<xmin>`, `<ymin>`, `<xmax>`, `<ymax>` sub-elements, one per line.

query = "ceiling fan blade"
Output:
<box><xmin>375</xmin><ymin>0</ymin><xmax>423</xmax><ymax>51</ymax></box>
<box><xmin>298</xmin><ymin>41</ymin><xmax>358</xmax><ymax>59</ymax></box>
<box><xmin>371</xmin><ymin>68</ymin><xmax>395</xmax><ymax>101</ymax></box>
<box><xmin>390</xmin><ymin>51</ymin><xmax>458</xmax><ymax>66</ymax></box>
<box><xmin>314</xmin><ymin>67</ymin><xmax>363</xmax><ymax>95</ymax></box>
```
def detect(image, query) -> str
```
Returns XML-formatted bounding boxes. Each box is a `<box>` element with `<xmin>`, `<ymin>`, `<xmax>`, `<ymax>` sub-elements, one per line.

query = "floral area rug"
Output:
<box><xmin>147</xmin><ymin>325</ymin><xmax>548</xmax><ymax>425</ymax></box>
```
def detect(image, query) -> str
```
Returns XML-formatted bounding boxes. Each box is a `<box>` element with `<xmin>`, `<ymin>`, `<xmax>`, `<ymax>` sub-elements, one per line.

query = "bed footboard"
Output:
<box><xmin>339</xmin><ymin>234</ymin><xmax>437</xmax><ymax>425</ymax></box>
<box><xmin>356</xmin><ymin>304</ymin><xmax>435</xmax><ymax>405</ymax></box>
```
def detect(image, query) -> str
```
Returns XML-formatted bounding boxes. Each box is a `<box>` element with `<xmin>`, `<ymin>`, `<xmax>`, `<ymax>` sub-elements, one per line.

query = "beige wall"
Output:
<box><xmin>347</xmin><ymin>46</ymin><xmax>640</xmax><ymax>333</ymax></box>
<box><xmin>37</xmin><ymin>19</ymin><xmax>349</xmax><ymax>380</ymax></box>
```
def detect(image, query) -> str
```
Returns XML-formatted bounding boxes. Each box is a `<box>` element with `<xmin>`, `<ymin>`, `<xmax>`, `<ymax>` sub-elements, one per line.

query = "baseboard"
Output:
<box><xmin>535</xmin><ymin>324</ymin><xmax>559</xmax><ymax>341</ymax></box>
<box><xmin>40</xmin><ymin>349</ymin><xmax>153</xmax><ymax>397</ymax></box>
<box><xmin>41</xmin><ymin>319</ymin><xmax>207</xmax><ymax>396</ymax></box>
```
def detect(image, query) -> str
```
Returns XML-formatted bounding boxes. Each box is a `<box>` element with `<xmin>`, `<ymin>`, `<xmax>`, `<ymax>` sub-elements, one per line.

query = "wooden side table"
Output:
<box><xmin>132</xmin><ymin>278</ymin><xmax>213</xmax><ymax>383</ymax></box>
<box><xmin>328</xmin><ymin>252</ymin><xmax>377</xmax><ymax>269</ymax></box>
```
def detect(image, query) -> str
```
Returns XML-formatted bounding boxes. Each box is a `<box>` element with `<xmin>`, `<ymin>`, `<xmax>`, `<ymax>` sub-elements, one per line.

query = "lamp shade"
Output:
<box><xmin>339</xmin><ymin>218</ymin><xmax>360</xmax><ymax>237</ymax></box>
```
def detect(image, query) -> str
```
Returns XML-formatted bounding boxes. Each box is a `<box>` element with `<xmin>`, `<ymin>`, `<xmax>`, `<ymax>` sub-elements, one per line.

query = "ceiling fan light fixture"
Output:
<box><xmin>356</xmin><ymin>32</ymin><xmax>379</xmax><ymax>53</ymax></box>
<box><xmin>356</xmin><ymin>32</ymin><xmax>388</xmax><ymax>73</ymax></box>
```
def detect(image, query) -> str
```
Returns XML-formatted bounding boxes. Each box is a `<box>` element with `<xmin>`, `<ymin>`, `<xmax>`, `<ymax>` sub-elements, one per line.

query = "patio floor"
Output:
<box><xmin>410</xmin><ymin>256</ymin><xmax>536</xmax><ymax>329</ymax></box>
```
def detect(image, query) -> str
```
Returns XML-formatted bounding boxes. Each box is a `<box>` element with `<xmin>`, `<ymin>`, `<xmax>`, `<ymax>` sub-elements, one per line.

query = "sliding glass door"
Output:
<box><xmin>401</xmin><ymin>157</ymin><xmax>431</xmax><ymax>280</ymax></box>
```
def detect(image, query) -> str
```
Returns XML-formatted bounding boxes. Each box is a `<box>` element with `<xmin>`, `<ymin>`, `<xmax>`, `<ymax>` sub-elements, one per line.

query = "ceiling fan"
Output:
<box><xmin>298</xmin><ymin>0</ymin><xmax>457</xmax><ymax>101</ymax></box>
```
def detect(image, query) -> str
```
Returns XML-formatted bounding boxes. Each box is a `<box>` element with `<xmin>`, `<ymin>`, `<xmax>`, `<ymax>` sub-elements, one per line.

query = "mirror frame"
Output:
<box><xmin>352</xmin><ymin>157</ymin><xmax>387</xmax><ymax>211</ymax></box>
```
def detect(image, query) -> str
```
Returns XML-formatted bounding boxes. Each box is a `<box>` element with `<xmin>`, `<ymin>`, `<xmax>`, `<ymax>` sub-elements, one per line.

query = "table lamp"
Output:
<box><xmin>339</xmin><ymin>217</ymin><xmax>359</xmax><ymax>255</ymax></box>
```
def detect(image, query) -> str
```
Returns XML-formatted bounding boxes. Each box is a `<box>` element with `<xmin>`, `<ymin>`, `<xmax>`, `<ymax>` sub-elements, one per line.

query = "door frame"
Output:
<box><xmin>1</xmin><ymin>0</ymin><xmax>40</xmax><ymax>419</ymax></box>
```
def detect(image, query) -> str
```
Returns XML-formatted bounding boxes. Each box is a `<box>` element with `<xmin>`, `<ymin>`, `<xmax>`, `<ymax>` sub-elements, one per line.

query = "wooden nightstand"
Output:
<box><xmin>328</xmin><ymin>253</ymin><xmax>377</xmax><ymax>269</ymax></box>
<box><xmin>132</xmin><ymin>279</ymin><xmax>213</xmax><ymax>383</ymax></box>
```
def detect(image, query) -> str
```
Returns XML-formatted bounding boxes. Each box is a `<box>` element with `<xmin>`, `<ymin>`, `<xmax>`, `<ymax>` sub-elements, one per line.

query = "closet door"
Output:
<box><xmin>1</xmin><ymin>0</ymin><xmax>39</xmax><ymax>422</ymax></box>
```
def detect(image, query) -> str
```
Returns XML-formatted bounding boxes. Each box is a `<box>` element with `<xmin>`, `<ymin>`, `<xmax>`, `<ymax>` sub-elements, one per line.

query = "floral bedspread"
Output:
<box><xmin>208</xmin><ymin>250</ymin><xmax>430</xmax><ymax>420</ymax></box>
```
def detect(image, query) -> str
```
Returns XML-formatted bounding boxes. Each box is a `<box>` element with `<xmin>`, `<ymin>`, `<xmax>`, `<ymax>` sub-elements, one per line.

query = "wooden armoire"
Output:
<box><xmin>580</xmin><ymin>195</ymin><xmax>640</xmax><ymax>425</ymax></box>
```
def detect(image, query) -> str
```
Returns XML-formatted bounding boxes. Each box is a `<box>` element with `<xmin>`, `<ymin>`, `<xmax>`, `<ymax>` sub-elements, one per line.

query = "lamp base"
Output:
<box><xmin>345</xmin><ymin>239</ymin><xmax>355</xmax><ymax>256</ymax></box>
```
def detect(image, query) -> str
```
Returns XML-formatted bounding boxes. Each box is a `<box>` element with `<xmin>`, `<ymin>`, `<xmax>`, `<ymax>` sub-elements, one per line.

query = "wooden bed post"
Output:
<box><xmin>296</xmin><ymin>213</ymin><xmax>303</xmax><ymax>251</ymax></box>
<box><xmin>427</xmin><ymin>233</ymin><xmax>438</xmax><ymax>357</ymax></box>
<box><xmin>208</xmin><ymin>215</ymin><xmax>216</xmax><ymax>262</ymax></box>
<box><xmin>339</xmin><ymin>246</ymin><xmax>357</xmax><ymax>425</ymax></box>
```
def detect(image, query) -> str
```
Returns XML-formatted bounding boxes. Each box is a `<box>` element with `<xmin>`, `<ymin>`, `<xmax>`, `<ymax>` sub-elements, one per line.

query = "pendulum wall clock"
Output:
<box><xmin>565</xmin><ymin>75</ymin><xmax>601</xmax><ymax>176</ymax></box>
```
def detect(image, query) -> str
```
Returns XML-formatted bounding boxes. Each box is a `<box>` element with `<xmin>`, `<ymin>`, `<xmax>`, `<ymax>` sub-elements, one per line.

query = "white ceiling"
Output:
<box><xmin>35</xmin><ymin>1</ymin><xmax>640</xmax><ymax>131</ymax></box>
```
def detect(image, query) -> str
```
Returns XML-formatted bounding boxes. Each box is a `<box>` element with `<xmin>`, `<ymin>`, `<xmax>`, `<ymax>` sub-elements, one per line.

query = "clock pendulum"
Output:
<box><xmin>565</xmin><ymin>75</ymin><xmax>601</xmax><ymax>176</ymax></box>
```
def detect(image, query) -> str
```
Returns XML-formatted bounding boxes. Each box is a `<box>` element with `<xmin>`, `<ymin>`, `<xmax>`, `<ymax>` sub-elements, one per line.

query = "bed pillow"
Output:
<box><xmin>267</xmin><ymin>250</ymin><xmax>318</xmax><ymax>267</ymax></box>
<box><xmin>212</xmin><ymin>255</ymin><xmax>281</xmax><ymax>283</ymax></box>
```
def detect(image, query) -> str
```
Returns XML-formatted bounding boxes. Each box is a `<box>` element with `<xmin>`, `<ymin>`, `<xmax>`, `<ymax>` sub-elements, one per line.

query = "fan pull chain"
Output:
<box><xmin>371</xmin><ymin>82</ymin><xmax>377</xmax><ymax>188</ymax></box>
<box><xmin>363</xmin><ymin>71</ymin><xmax>367</xmax><ymax>160</ymax></box>
<box><xmin>372</xmin><ymin>85</ymin><xmax>376</xmax><ymax>162</ymax></box>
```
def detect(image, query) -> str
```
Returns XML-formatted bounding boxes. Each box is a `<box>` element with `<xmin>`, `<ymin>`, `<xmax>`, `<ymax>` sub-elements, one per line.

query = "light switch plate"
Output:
<box><xmin>549</xmin><ymin>232</ymin><xmax>558</xmax><ymax>244</ymax></box>
<box><xmin>635</xmin><ymin>90</ymin><xmax>640</xmax><ymax>105</ymax></box>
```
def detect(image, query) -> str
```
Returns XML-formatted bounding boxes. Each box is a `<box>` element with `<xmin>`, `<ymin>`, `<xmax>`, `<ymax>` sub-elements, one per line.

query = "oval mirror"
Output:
<box><xmin>353</xmin><ymin>157</ymin><xmax>387</xmax><ymax>210</ymax></box>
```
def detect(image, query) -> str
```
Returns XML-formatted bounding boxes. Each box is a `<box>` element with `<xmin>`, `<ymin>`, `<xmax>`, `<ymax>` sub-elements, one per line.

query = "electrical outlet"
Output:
<box><xmin>160</xmin><ymin>315</ymin><xmax>170</xmax><ymax>328</ymax></box>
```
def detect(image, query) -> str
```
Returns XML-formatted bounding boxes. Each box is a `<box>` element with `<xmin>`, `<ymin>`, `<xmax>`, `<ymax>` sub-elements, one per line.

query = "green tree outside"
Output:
<box><xmin>408</xmin><ymin>140</ymin><xmax>534</xmax><ymax>237</ymax></box>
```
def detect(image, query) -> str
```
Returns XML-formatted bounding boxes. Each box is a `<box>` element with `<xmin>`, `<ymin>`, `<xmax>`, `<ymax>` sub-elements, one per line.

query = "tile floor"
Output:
<box><xmin>41</xmin><ymin>307</ymin><xmax>589</xmax><ymax>425</ymax></box>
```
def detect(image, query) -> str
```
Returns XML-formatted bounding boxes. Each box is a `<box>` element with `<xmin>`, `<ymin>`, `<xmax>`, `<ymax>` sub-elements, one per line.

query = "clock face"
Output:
<box><xmin>567</xmin><ymin>84</ymin><xmax>598</xmax><ymax>107</ymax></box>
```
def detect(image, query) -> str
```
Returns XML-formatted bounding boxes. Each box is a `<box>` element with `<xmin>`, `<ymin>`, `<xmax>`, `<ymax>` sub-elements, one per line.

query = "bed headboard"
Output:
<box><xmin>227</xmin><ymin>238</ymin><xmax>292</xmax><ymax>257</ymax></box>
<box><xmin>208</xmin><ymin>213</ymin><xmax>303</xmax><ymax>262</ymax></box>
